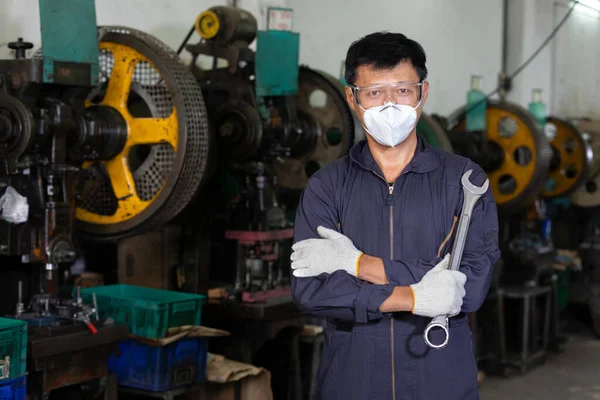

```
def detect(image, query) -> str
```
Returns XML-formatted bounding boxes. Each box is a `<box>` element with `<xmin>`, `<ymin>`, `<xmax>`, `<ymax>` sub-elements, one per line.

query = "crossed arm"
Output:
<box><xmin>290</xmin><ymin>172</ymin><xmax>500</xmax><ymax>323</ymax></box>
<box><xmin>357</xmin><ymin>255</ymin><xmax>413</xmax><ymax>312</ymax></box>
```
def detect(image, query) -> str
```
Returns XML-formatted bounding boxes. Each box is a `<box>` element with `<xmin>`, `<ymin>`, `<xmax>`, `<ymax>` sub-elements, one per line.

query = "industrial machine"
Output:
<box><xmin>0</xmin><ymin>1</ymin><xmax>211</xmax><ymax>397</ymax></box>
<box><xmin>439</xmin><ymin>76</ymin><xmax>597</xmax><ymax>374</ymax></box>
<box><xmin>569</xmin><ymin>120</ymin><xmax>600</xmax><ymax>209</ymax></box>
<box><xmin>106</xmin><ymin>6</ymin><xmax>355</xmax><ymax>398</ymax></box>
<box><xmin>183</xmin><ymin>6</ymin><xmax>354</xmax><ymax>302</ymax></box>
<box><xmin>447</xmin><ymin>99</ymin><xmax>552</xmax><ymax>215</ymax></box>
<box><xmin>565</xmin><ymin>120</ymin><xmax>600</xmax><ymax>336</ymax></box>
<box><xmin>446</xmin><ymin>89</ymin><xmax>593</xmax><ymax>272</ymax></box>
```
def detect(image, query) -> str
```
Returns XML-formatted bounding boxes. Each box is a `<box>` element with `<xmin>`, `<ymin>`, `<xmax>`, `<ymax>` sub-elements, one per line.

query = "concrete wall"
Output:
<box><xmin>552</xmin><ymin>0</ymin><xmax>600</xmax><ymax>119</ymax></box>
<box><xmin>0</xmin><ymin>0</ymin><xmax>597</xmax><ymax>118</ymax></box>
<box><xmin>505</xmin><ymin>0</ymin><xmax>554</xmax><ymax>110</ymax></box>
<box><xmin>287</xmin><ymin>0</ymin><xmax>504</xmax><ymax>117</ymax></box>
<box><xmin>0</xmin><ymin>0</ymin><xmax>286</xmax><ymax>62</ymax></box>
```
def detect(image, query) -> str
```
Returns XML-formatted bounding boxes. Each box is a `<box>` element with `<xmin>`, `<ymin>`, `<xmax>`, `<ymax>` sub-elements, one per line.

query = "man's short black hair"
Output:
<box><xmin>344</xmin><ymin>32</ymin><xmax>428</xmax><ymax>86</ymax></box>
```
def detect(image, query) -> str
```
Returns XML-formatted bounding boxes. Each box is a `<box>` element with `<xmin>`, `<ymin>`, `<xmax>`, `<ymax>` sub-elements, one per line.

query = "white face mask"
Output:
<box><xmin>361</xmin><ymin>102</ymin><xmax>419</xmax><ymax>147</ymax></box>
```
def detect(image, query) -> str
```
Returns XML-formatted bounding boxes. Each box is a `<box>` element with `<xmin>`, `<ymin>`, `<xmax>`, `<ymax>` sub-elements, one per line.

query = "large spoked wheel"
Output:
<box><xmin>274</xmin><ymin>67</ymin><xmax>355</xmax><ymax>195</ymax></box>
<box><xmin>75</xmin><ymin>26</ymin><xmax>211</xmax><ymax>240</ymax></box>
<box><xmin>448</xmin><ymin>101</ymin><xmax>552</xmax><ymax>214</ymax></box>
<box><xmin>541</xmin><ymin>117</ymin><xmax>592</xmax><ymax>198</ymax></box>
<box><xmin>570</xmin><ymin>120</ymin><xmax>600</xmax><ymax>208</ymax></box>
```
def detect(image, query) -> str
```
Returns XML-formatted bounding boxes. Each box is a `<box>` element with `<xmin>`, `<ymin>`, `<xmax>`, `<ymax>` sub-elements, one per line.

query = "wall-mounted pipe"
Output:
<box><xmin>502</xmin><ymin>0</ymin><xmax>509</xmax><ymax>74</ymax></box>
<box><xmin>500</xmin><ymin>0</ymin><xmax>509</xmax><ymax>100</ymax></box>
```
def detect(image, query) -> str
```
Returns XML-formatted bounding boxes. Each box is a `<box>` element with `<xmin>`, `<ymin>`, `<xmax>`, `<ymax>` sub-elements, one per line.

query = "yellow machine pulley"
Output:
<box><xmin>447</xmin><ymin>101</ymin><xmax>552</xmax><ymax>214</ymax></box>
<box><xmin>195</xmin><ymin>10</ymin><xmax>220</xmax><ymax>40</ymax></box>
<box><xmin>484</xmin><ymin>107</ymin><xmax>539</xmax><ymax>205</ymax></box>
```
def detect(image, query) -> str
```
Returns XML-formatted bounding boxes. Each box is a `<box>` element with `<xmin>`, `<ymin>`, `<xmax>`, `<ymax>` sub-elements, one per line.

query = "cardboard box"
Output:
<box><xmin>185</xmin><ymin>354</ymin><xmax>273</xmax><ymax>400</ymax></box>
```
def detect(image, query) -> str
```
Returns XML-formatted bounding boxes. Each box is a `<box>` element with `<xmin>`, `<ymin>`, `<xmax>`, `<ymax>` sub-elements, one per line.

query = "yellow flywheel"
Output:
<box><xmin>448</xmin><ymin>101</ymin><xmax>551</xmax><ymax>214</ymax></box>
<box><xmin>74</xmin><ymin>26</ymin><xmax>211</xmax><ymax>240</ymax></box>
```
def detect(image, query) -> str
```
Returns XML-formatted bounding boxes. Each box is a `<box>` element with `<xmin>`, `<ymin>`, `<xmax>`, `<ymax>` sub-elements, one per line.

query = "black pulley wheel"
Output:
<box><xmin>274</xmin><ymin>67</ymin><xmax>354</xmax><ymax>197</ymax></box>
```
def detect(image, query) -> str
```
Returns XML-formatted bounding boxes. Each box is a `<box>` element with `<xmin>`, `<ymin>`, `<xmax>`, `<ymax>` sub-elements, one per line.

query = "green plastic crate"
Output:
<box><xmin>0</xmin><ymin>317</ymin><xmax>27</xmax><ymax>381</ymax></box>
<box><xmin>81</xmin><ymin>285</ymin><xmax>206</xmax><ymax>339</ymax></box>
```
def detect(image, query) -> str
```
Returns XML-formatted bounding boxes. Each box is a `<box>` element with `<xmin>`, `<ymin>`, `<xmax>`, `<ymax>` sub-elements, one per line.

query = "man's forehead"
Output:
<box><xmin>354</xmin><ymin>62</ymin><xmax>419</xmax><ymax>85</ymax></box>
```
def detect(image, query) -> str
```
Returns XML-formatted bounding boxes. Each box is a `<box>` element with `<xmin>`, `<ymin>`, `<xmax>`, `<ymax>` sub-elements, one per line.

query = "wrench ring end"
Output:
<box><xmin>423</xmin><ymin>320</ymin><xmax>450</xmax><ymax>349</ymax></box>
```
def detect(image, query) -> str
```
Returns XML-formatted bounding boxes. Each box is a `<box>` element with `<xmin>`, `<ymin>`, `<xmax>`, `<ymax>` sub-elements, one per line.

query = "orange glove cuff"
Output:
<box><xmin>355</xmin><ymin>252</ymin><xmax>364</xmax><ymax>277</ymax></box>
<box><xmin>409</xmin><ymin>285</ymin><xmax>416</xmax><ymax>314</ymax></box>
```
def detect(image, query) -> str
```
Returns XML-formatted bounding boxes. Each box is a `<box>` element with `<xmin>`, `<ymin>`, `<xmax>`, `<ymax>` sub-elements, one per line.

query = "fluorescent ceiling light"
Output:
<box><xmin>576</xmin><ymin>0</ymin><xmax>600</xmax><ymax>11</ymax></box>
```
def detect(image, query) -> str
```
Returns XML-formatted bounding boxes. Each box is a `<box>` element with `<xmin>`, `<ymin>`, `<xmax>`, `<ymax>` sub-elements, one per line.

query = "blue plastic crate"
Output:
<box><xmin>108</xmin><ymin>338</ymin><xmax>207</xmax><ymax>392</ymax></box>
<box><xmin>0</xmin><ymin>375</ymin><xmax>26</xmax><ymax>400</ymax></box>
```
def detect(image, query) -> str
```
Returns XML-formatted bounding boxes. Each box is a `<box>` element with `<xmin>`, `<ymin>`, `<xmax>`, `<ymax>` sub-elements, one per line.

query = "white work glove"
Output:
<box><xmin>290</xmin><ymin>226</ymin><xmax>363</xmax><ymax>277</ymax></box>
<box><xmin>0</xmin><ymin>186</ymin><xmax>29</xmax><ymax>224</ymax></box>
<box><xmin>409</xmin><ymin>254</ymin><xmax>467</xmax><ymax>318</ymax></box>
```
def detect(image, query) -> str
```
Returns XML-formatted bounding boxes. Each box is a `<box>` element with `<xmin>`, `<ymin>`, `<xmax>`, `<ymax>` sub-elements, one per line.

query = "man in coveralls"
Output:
<box><xmin>290</xmin><ymin>32</ymin><xmax>501</xmax><ymax>399</ymax></box>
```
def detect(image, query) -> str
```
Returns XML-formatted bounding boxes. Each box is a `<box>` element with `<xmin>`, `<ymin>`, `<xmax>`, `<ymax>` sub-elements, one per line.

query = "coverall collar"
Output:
<box><xmin>349</xmin><ymin>133</ymin><xmax>440</xmax><ymax>178</ymax></box>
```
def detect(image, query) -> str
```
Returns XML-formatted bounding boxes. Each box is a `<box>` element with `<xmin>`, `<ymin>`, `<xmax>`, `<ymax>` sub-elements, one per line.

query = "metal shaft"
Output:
<box><xmin>15</xmin><ymin>281</ymin><xmax>24</xmax><ymax>316</ymax></box>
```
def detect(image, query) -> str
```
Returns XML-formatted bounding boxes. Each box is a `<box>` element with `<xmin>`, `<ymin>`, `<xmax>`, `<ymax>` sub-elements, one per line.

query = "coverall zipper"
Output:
<box><xmin>388</xmin><ymin>183</ymin><xmax>396</xmax><ymax>400</ymax></box>
<box><xmin>373</xmin><ymin>169</ymin><xmax>403</xmax><ymax>400</ymax></box>
<box><xmin>373</xmin><ymin>171</ymin><xmax>402</xmax><ymax>400</ymax></box>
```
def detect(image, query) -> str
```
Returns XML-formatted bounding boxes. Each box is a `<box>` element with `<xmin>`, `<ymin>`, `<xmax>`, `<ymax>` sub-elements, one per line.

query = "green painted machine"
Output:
<box><xmin>184</xmin><ymin>5</ymin><xmax>356</xmax><ymax>302</ymax></box>
<box><xmin>1</xmin><ymin>0</ymin><xmax>210</xmax><ymax>265</ymax></box>
<box><xmin>38</xmin><ymin>0</ymin><xmax>99</xmax><ymax>85</ymax></box>
<box><xmin>255</xmin><ymin>29</ymin><xmax>299</xmax><ymax>99</ymax></box>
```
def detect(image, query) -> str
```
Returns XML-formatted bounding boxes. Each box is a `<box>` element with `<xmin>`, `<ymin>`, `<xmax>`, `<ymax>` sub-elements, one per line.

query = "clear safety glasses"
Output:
<box><xmin>350</xmin><ymin>81</ymin><xmax>424</xmax><ymax>109</ymax></box>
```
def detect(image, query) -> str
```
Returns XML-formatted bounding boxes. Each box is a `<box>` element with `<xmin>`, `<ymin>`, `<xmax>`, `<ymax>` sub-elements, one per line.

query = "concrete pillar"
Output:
<box><xmin>505</xmin><ymin>0</ymin><xmax>555</xmax><ymax>110</ymax></box>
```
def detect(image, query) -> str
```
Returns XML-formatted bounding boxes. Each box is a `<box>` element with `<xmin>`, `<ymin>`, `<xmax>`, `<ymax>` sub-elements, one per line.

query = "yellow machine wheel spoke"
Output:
<box><xmin>100</xmin><ymin>42</ymin><xmax>138</xmax><ymax>110</ymax></box>
<box><xmin>127</xmin><ymin>111</ymin><xmax>178</xmax><ymax>150</ymax></box>
<box><xmin>103</xmin><ymin>155</ymin><xmax>137</xmax><ymax>201</ymax></box>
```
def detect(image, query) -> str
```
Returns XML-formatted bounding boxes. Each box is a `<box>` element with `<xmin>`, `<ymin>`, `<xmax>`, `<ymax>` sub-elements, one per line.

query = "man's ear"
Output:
<box><xmin>420</xmin><ymin>81</ymin><xmax>430</xmax><ymax>107</ymax></box>
<box><xmin>345</xmin><ymin>86</ymin><xmax>358</xmax><ymax>114</ymax></box>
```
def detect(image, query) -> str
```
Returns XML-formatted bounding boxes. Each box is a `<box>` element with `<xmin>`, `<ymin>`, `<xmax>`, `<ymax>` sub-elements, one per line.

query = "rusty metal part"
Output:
<box><xmin>273</xmin><ymin>67</ymin><xmax>354</xmax><ymax>193</ymax></box>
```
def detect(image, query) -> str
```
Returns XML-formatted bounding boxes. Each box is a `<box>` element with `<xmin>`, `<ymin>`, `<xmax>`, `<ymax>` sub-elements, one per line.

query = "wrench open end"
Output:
<box><xmin>461</xmin><ymin>169</ymin><xmax>489</xmax><ymax>196</ymax></box>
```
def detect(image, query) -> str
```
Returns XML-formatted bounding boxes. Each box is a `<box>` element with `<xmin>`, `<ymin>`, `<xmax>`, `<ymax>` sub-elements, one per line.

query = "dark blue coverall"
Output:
<box><xmin>291</xmin><ymin>136</ymin><xmax>501</xmax><ymax>399</ymax></box>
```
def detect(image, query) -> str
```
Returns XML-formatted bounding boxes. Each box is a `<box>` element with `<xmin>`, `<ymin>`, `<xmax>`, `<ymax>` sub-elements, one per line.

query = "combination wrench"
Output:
<box><xmin>423</xmin><ymin>169</ymin><xmax>489</xmax><ymax>349</ymax></box>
